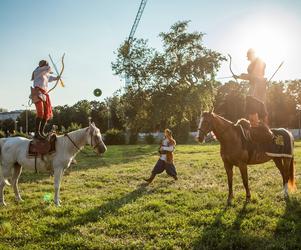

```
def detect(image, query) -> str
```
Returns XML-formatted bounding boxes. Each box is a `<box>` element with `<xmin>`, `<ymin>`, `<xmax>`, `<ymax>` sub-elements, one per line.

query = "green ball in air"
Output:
<box><xmin>93</xmin><ymin>88</ymin><xmax>102</xmax><ymax>97</ymax></box>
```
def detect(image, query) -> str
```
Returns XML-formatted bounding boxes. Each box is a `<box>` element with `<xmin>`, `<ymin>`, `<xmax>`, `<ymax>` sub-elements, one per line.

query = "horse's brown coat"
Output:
<box><xmin>198</xmin><ymin>112</ymin><xmax>296</xmax><ymax>204</ymax></box>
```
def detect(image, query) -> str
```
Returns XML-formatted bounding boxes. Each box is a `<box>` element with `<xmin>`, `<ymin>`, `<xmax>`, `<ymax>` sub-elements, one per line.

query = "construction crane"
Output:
<box><xmin>125</xmin><ymin>0</ymin><xmax>148</xmax><ymax>86</ymax></box>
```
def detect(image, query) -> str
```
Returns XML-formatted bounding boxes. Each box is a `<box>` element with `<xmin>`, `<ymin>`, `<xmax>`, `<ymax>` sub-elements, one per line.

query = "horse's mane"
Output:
<box><xmin>213</xmin><ymin>113</ymin><xmax>234</xmax><ymax>125</ymax></box>
<box><xmin>56</xmin><ymin>127</ymin><xmax>88</xmax><ymax>139</ymax></box>
<box><xmin>235</xmin><ymin>118</ymin><xmax>251</xmax><ymax>130</ymax></box>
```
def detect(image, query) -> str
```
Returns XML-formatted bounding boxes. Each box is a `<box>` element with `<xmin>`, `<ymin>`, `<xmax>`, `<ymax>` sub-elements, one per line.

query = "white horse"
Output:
<box><xmin>0</xmin><ymin>123</ymin><xmax>107</xmax><ymax>206</ymax></box>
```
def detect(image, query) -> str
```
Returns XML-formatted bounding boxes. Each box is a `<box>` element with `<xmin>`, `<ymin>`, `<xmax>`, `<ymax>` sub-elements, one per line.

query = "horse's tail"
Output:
<box><xmin>288</xmin><ymin>157</ymin><xmax>297</xmax><ymax>192</ymax></box>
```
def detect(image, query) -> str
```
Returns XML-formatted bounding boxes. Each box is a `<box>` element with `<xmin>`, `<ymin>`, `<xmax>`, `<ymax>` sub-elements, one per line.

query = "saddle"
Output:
<box><xmin>28</xmin><ymin>133</ymin><xmax>57</xmax><ymax>157</ymax></box>
<box><xmin>236</xmin><ymin>119</ymin><xmax>293</xmax><ymax>158</ymax></box>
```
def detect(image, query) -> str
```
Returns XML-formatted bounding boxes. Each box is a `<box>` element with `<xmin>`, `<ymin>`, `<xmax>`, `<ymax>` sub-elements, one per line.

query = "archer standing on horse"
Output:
<box><xmin>30</xmin><ymin>59</ymin><xmax>60</xmax><ymax>140</ymax></box>
<box><xmin>236</xmin><ymin>48</ymin><xmax>273</xmax><ymax>143</ymax></box>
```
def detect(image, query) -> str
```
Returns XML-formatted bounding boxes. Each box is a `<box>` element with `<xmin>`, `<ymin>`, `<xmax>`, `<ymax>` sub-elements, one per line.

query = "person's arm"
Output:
<box><xmin>237</xmin><ymin>73</ymin><xmax>250</xmax><ymax>80</ymax></box>
<box><xmin>49</xmin><ymin>75</ymin><xmax>59</xmax><ymax>82</ymax></box>
<box><xmin>161</xmin><ymin>145</ymin><xmax>174</xmax><ymax>152</ymax></box>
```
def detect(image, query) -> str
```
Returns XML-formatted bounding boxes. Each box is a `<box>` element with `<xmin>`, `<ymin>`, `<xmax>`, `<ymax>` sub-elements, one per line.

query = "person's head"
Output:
<box><xmin>247</xmin><ymin>48</ymin><xmax>256</xmax><ymax>61</ymax></box>
<box><xmin>164</xmin><ymin>128</ymin><xmax>172</xmax><ymax>138</ymax></box>
<box><xmin>39</xmin><ymin>60</ymin><xmax>49</xmax><ymax>67</ymax></box>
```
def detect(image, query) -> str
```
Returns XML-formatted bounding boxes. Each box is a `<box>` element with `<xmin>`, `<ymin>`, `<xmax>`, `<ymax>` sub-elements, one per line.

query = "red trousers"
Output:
<box><xmin>34</xmin><ymin>88</ymin><xmax>53</xmax><ymax>121</ymax></box>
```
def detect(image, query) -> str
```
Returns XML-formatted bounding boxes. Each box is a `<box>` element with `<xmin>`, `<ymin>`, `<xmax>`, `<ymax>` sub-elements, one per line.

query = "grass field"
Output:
<box><xmin>0</xmin><ymin>142</ymin><xmax>301</xmax><ymax>249</ymax></box>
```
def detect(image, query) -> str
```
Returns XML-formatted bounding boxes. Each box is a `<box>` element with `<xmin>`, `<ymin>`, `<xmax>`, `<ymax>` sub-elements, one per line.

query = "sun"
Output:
<box><xmin>239</xmin><ymin>18</ymin><xmax>290</xmax><ymax>66</ymax></box>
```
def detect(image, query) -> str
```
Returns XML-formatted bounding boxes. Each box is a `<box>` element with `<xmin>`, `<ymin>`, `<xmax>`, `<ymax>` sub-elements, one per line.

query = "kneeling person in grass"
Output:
<box><xmin>144</xmin><ymin>129</ymin><xmax>178</xmax><ymax>184</ymax></box>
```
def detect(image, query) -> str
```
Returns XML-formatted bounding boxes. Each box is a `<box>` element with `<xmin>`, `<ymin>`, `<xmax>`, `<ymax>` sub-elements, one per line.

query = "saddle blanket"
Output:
<box><xmin>265</xmin><ymin>128</ymin><xmax>294</xmax><ymax>158</ymax></box>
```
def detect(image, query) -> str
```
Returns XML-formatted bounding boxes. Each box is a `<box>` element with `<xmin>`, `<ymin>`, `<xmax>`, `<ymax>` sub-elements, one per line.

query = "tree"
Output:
<box><xmin>112</xmin><ymin>20</ymin><xmax>225</xmax><ymax>137</ymax></box>
<box><xmin>266</xmin><ymin>82</ymin><xmax>296</xmax><ymax>128</ymax></box>
<box><xmin>214</xmin><ymin>81</ymin><xmax>248</xmax><ymax>122</ymax></box>
<box><xmin>17</xmin><ymin>110</ymin><xmax>36</xmax><ymax>133</ymax></box>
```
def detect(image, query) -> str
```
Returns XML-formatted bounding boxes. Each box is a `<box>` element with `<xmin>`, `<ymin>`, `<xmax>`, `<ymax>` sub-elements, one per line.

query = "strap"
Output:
<box><xmin>64</xmin><ymin>133</ymin><xmax>81</xmax><ymax>151</ymax></box>
<box><xmin>34</xmin><ymin>155</ymin><xmax>38</xmax><ymax>174</ymax></box>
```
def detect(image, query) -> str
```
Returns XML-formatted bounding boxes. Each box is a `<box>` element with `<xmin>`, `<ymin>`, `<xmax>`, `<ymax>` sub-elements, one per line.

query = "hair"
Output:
<box><xmin>164</xmin><ymin>128</ymin><xmax>176</xmax><ymax>145</ymax></box>
<box><xmin>39</xmin><ymin>60</ymin><xmax>48</xmax><ymax>67</ymax></box>
<box><xmin>247</xmin><ymin>48</ymin><xmax>255</xmax><ymax>55</ymax></box>
<box><xmin>31</xmin><ymin>60</ymin><xmax>49</xmax><ymax>81</ymax></box>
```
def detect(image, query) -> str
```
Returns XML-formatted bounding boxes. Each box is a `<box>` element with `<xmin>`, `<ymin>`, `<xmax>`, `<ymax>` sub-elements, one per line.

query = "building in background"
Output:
<box><xmin>0</xmin><ymin>110</ymin><xmax>23</xmax><ymax>121</ymax></box>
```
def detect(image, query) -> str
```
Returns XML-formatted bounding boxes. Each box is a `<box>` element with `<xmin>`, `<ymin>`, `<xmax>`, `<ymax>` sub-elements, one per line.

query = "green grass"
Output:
<box><xmin>0</xmin><ymin>142</ymin><xmax>301</xmax><ymax>249</ymax></box>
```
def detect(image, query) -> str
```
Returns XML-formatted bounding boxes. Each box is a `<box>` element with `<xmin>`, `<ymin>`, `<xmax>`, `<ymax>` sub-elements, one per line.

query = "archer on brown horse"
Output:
<box><xmin>197</xmin><ymin>111</ymin><xmax>296</xmax><ymax>205</ymax></box>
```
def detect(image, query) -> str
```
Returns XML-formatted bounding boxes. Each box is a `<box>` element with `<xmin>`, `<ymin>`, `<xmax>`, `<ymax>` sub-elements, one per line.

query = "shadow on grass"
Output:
<box><xmin>44</xmin><ymin>185</ymin><xmax>150</xmax><ymax>238</ymax></box>
<box><xmin>273</xmin><ymin>197</ymin><xmax>301</xmax><ymax>248</ymax></box>
<box><xmin>192</xmin><ymin>196</ymin><xmax>301</xmax><ymax>249</ymax></box>
<box><xmin>192</xmin><ymin>202</ymin><xmax>269</xmax><ymax>249</ymax></box>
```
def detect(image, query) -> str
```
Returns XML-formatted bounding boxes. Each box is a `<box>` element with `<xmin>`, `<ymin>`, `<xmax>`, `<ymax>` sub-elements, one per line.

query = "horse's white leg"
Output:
<box><xmin>53</xmin><ymin>167</ymin><xmax>64</xmax><ymax>206</ymax></box>
<box><xmin>12</xmin><ymin>163</ymin><xmax>23</xmax><ymax>202</ymax></box>
<box><xmin>284</xmin><ymin>183</ymin><xmax>289</xmax><ymax>198</ymax></box>
<box><xmin>0</xmin><ymin>180</ymin><xmax>6</xmax><ymax>206</ymax></box>
<box><xmin>0</xmin><ymin>162</ymin><xmax>13</xmax><ymax>206</ymax></box>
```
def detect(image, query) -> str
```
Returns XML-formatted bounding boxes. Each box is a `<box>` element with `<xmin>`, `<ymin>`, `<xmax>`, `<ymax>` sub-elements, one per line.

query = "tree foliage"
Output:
<box><xmin>112</xmin><ymin>21</ymin><xmax>225</xmax><ymax>137</ymax></box>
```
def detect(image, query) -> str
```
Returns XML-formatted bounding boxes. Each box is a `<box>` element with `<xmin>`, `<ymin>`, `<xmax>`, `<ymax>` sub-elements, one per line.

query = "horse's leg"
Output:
<box><xmin>53</xmin><ymin>166</ymin><xmax>64</xmax><ymax>206</ymax></box>
<box><xmin>224</xmin><ymin>162</ymin><xmax>234</xmax><ymax>205</ymax></box>
<box><xmin>0</xmin><ymin>179</ymin><xmax>6</xmax><ymax>206</ymax></box>
<box><xmin>0</xmin><ymin>162</ymin><xmax>13</xmax><ymax>206</ymax></box>
<box><xmin>273</xmin><ymin>158</ymin><xmax>285</xmax><ymax>186</ymax></box>
<box><xmin>282</xmin><ymin>158</ymin><xmax>293</xmax><ymax>198</ymax></box>
<box><xmin>273</xmin><ymin>158</ymin><xmax>288</xmax><ymax>197</ymax></box>
<box><xmin>12</xmin><ymin>163</ymin><xmax>23</xmax><ymax>202</ymax></box>
<box><xmin>238</xmin><ymin>164</ymin><xmax>251</xmax><ymax>202</ymax></box>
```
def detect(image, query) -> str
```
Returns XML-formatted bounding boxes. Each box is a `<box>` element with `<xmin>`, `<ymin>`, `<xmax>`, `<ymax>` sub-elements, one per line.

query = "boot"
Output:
<box><xmin>143</xmin><ymin>173</ymin><xmax>156</xmax><ymax>184</ymax></box>
<box><xmin>250</xmin><ymin>122</ymin><xmax>274</xmax><ymax>144</ymax></box>
<box><xmin>34</xmin><ymin>117</ymin><xmax>44</xmax><ymax>140</ymax></box>
<box><xmin>40</xmin><ymin>119</ymin><xmax>48</xmax><ymax>138</ymax></box>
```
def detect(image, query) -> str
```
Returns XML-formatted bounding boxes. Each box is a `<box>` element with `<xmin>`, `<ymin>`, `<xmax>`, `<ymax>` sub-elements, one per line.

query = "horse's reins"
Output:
<box><xmin>198</xmin><ymin>117</ymin><xmax>231</xmax><ymax>139</ymax></box>
<box><xmin>64</xmin><ymin>129</ymin><xmax>102</xmax><ymax>155</ymax></box>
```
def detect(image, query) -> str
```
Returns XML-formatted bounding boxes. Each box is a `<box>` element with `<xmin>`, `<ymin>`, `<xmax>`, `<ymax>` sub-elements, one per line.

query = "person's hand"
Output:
<box><xmin>239</xmin><ymin>73</ymin><xmax>248</xmax><ymax>80</ymax></box>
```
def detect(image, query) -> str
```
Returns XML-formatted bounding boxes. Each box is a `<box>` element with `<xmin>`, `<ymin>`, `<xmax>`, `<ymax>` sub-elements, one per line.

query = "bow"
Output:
<box><xmin>267</xmin><ymin>61</ymin><xmax>284</xmax><ymax>85</ymax></box>
<box><xmin>48</xmin><ymin>53</ymin><xmax>65</xmax><ymax>93</ymax></box>
<box><xmin>227</xmin><ymin>54</ymin><xmax>239</xmax><ymax>83</ymax></box>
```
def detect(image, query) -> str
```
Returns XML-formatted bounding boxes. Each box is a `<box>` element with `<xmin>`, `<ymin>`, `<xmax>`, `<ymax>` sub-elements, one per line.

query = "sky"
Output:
<box><xmin>0</xmin><ymin>0</ymin><xmax>301</xmax><ymax>111</ymax></box>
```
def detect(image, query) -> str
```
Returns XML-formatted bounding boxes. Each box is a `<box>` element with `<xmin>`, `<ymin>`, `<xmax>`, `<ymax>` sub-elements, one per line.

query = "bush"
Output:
<box><xmin>66</xmin><ymin>123</ymin><xmax>82</xmax><ymax>133</ymax></box>
<box><xmin>0</xmin><ymin>130</ymin><xmax>5</xmax><ymax>138</ymax></box>
<box><xmin>105</xmin><ymin>129</ymin><xmax>126</xmax><ymax>145</ymax></box>
<box><xmin>145</xmin><ymin>133</ymin><xmax>155</xmax><ymax>144</ymax></box>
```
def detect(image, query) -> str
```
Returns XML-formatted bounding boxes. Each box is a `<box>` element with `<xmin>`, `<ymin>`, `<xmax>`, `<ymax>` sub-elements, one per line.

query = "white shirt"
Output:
<box><xmin>32</xmin><ymin>66</ymin><xmax>57</xmax><ymax>91</ymax></box>
<box><xmin>160</xmin><ymin>138</ymin><xmax>175</xmax><ymax>161</ymax></box>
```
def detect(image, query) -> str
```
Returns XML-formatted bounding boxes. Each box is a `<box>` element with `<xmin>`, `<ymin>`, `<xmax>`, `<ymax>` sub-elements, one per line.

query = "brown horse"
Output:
<box><xmin>197</xmin><ymin>112</ymin><xmax>296</xmax><ymax>205</ymax></box>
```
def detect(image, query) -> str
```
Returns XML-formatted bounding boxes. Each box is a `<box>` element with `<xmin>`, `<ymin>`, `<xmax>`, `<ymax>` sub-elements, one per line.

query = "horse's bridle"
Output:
<box><xmin>64</xmin><ymin>128</ymin><xmax>103</xmax><ymax>154</ymax></box>
<box><xmin>198</xmin><ymin>119</ymin><xmax>213</xmax><ymax>138</ymax></box>
<box><xmin>198</xmin><ymin>117</ymin><xmax>230</xmax><ymax>139</ymax></box>
<box><xmin>89</xmin><ymin>131</ymin><xmax>103</xmax><ymax>150</ymax></box>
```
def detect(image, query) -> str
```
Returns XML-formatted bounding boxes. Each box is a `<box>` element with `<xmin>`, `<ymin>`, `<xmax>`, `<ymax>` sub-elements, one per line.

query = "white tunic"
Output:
<box><xmin>32</xmin><ymin>66</ymin><xmax>57</xmax><ymax>91</ymax></box>
<box><xmin>160</xmin><ymin>138</ymin><xmax>174</xmax><ymax>161</ymax></box>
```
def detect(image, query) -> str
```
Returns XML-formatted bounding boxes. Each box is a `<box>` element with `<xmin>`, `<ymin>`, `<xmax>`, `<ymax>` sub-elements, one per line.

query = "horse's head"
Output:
<box><xmin>197</xmin><ymin>111</ymin><xmax>214</xmax><ymax>143</ymax></box>
<box><xmin>87</xmin><ymin>122</ymin><xmax>107</xmax><ymax>155</ymax></box>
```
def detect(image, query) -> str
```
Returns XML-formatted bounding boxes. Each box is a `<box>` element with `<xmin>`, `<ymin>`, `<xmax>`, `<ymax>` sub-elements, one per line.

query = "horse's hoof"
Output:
<box><xmin>54</xmin><ymin>199</ymin><xmax>62</xmax><ymax>207</ymax></box>
<box><xmin>4</xmin><ymin>179</ymin><xmax>11</xmax><ymax>186</ymax></box>
<box><xmin>246</xmin><ymin>197</ymin><xmax>251</xmax><ymax>203</ymax></box>
<box><xmin>0</xmin><ymin>201</ymin><xmax>7</xmax><ymax>206</ymax></box>
<box><xmin>15</xmin><ymin>197</ymin><xmax>24</xmax><ymax>203</ymax></box>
